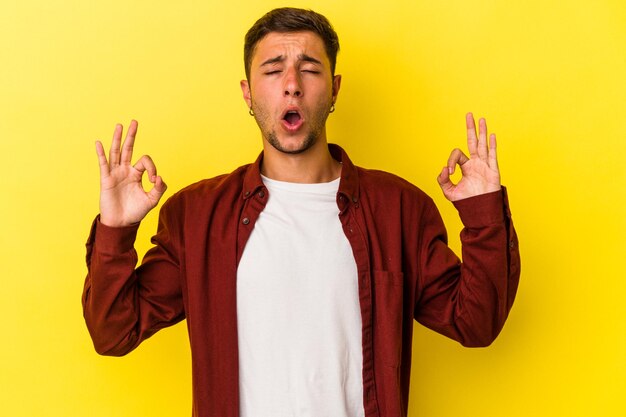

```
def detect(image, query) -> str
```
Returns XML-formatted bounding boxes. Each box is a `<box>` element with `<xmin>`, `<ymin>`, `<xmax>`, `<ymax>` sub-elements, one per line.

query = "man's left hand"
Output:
<box><xmin>437</xmin><ymin>113</ymin><xmax>502</xmax><ymax>202</ymax></box>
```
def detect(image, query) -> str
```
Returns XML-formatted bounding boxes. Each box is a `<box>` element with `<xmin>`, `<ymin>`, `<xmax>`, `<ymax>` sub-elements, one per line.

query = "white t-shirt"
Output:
<box><xmin>237</xmin><ymin>175</ymin><xmax>364</xmax><ymax>417</ymax></box>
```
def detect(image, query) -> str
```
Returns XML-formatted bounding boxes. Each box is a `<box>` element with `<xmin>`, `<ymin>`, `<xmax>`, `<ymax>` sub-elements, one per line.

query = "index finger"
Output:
<box><xmin>120</xmin><ymin>119</ymin><xmax>138</xmax><ymax>165</ymax></box>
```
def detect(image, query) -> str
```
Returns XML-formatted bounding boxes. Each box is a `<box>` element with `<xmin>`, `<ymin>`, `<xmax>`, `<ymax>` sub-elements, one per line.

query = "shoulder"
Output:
<box><xmin>161</xmin><ymin>164</ymin><xmax>252</xmax><ymax>212</ymax></box>
<box><xmin>357</xmin><ymin>167</ymin><xmax>434</xmax><ymax>205</ymax></box>
<box><xmin>354</xmin><ymin>166</ymin><xmax>443</xmax><ymax>235</ymax></box>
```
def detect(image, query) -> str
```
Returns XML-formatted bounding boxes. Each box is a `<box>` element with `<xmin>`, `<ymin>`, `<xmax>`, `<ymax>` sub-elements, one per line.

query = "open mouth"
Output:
<box><xmin>283</xmin><ymin>110</ymin><xmax>302</xmax><ymax>127</ymax></box>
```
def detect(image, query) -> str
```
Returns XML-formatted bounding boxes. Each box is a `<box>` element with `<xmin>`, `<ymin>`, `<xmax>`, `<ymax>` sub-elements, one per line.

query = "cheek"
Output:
<box><xmin>313</xmin><ymin>85</ymin><xmax>334</xmax><ymax>106</ymax></box>
<box><xmin>317</xmin><ymin>80</ymin><xmax>335</xmax><ymax>99</ymax></box>
<box><xmin>252</xmin><ymin>84</ymin><xmax>279</xmax><ymax>105</ymax></box>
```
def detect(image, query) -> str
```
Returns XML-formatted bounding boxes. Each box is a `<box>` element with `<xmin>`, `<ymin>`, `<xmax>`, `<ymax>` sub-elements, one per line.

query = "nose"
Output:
<box><xmin>283</xmin><ymin>69</ymin><xmax>302</xmax><ymax>97</ymax></box>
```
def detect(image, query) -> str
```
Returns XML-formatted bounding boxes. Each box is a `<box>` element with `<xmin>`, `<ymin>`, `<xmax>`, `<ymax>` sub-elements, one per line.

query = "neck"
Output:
<box><xmin>261</xmin><ymin>138</ymin><xmax>341</xmax><ymax>183</ymax></box>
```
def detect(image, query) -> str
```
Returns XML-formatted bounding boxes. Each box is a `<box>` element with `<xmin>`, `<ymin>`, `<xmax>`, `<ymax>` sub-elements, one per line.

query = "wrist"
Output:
<box><xmin>99</xmin><ymin>214</ymin><xmax>138</xmax><ymax>228</ymax></box>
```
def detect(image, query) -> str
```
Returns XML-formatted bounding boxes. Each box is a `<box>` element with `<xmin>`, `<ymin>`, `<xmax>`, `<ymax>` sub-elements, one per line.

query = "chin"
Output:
<box><xmin>267</xmin><ymin>132</ymin><xmax>316</xmax><ymax>155</ymax></box>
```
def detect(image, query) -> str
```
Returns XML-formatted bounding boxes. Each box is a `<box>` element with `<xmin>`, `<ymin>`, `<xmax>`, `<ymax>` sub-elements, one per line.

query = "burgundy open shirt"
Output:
<box><xmin>83</xmin><ymin>144</ymin><xmax>520</xmax><ymax>417</ymax></box>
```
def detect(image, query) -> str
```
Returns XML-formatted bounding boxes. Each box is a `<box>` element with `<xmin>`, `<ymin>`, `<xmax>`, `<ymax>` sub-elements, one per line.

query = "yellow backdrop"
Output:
<box><xmin>1</xmin><ymin>0</ymin><xmax>624</xmax><ymax>416</ymax></box>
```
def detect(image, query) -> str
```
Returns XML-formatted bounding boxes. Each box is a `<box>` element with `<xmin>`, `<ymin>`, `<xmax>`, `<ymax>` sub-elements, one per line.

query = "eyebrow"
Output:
<box><xmin>260</xmin><ymin>54</ymin><xmax>323</xmax><ymax>67</ymax></box>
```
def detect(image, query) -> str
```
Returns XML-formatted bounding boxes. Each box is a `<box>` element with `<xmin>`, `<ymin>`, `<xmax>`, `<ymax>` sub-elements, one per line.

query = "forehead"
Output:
<box><xmin>251</xmin><ymin>31</ymin><xmax>329</xmax><ymax>66</ymax></box>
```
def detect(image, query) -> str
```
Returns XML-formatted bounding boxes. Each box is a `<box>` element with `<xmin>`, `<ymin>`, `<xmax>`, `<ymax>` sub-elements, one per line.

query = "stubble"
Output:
<box><xmin>251</xmin><ymin>96</ymin><xmax>332</xmax><ymax>155</ymax></box>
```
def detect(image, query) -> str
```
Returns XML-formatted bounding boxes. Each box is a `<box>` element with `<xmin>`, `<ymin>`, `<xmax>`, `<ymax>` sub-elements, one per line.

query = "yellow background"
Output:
<box><xmin>1</xmin><ymin>0</ymin><xmax>624</xmax><ymax>416</ymax></box>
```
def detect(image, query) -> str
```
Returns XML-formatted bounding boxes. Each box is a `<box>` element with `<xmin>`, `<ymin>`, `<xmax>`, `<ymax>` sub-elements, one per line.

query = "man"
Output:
<box><xmin>83</xmin><ymin>7</ymin><xmax>519</xmax><ymax>417</ymax></box>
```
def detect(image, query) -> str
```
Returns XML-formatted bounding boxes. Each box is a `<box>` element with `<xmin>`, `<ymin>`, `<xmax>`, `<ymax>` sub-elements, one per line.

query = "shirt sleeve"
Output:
<box><xmin>414</xmin><ymin>187</ymin><xmax>520</xmax><ymax>347</ymax></box>
<box><xmin>82</xmin><ymin>201</ymin><xmax>185</xmax><ymax>356</ymax></box>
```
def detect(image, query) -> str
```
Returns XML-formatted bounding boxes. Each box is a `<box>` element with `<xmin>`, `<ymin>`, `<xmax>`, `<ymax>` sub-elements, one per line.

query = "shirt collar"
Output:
<box><xmin>329</xmin><ymin>144</ymin><xmax>360</xmax><ymax>204</ymax></box>
<box><xmin>241</xmin><ymin>144</ymin><xmax>360</xmax><ymax>203</ymax></box>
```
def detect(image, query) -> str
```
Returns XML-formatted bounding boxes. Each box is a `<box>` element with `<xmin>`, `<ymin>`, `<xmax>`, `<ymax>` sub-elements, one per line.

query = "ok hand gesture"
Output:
<box><xmin>437</xmin><ymin>113</ymin><xmax>501</xmax><ymax>202</ymax></box>
<box><xmin>95</xmin><ymin>120</ymin><xmax>167</xmax><ymax>227</ymax></box>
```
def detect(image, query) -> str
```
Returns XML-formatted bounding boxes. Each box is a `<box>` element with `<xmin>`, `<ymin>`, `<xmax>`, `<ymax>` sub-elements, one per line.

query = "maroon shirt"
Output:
<box><xmin>83</xmin><ymin>144</ymin><xmax>520</xmax><ymax>417</ymax></box>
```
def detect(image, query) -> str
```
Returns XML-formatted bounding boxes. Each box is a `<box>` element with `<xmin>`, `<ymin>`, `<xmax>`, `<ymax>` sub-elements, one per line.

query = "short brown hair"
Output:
<box><xmin>244</xmin><ymin>8</ymin><xmax>340</xmax><ymax>81</ymax></box>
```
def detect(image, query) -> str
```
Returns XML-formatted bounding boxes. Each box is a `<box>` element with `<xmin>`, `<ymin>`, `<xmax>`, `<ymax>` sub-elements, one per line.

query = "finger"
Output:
<box><xmin>109</xmin><ymin>123</ymin><xmax>123</xmax><ymax>168</ymax></box>
<box><xmin>466</xmin><ymin>113</ymin><xmax>478</xmax><ymax>159</ymax></box>
<box><xmin>447</xmin><ymin>148</ymin><xmax>469</xmax><ymax>175</ymax></box>
<box><xmin>489</xmin><ymin>133</ymin><xmax>499</xmax><ymax>170</ymax></box>
<box><xmin>95</xmin><ymin>140</ymin><xmax>110</xmax><ymax>179</ymax></box>
<box><xmin>121</xmin><ymin>119</ymin><xmax>138</xmax><ymax>165</ymax></box>
<box><xmin>477</xmin><ymin>117</ymin><xmax>488</xmax><ymax>161</ymax></box>
<box><xmin>147</xmin><ymin>175</ymin><xmax>168</xmax><ymax>203</ymax></box>
<box><xmin>437</xmin><ymin>166</ymin><xmax>451</xmax><ymax>186</ymax></box>
<box><xmin>133</xmin><ymin>155</ymin><xmax>157</xmax><ymax>180</ymax></box>
<box><xmin>436</xmin><ymin>166</ymin><xmax>455</xmax><ymax>197</ymax></box>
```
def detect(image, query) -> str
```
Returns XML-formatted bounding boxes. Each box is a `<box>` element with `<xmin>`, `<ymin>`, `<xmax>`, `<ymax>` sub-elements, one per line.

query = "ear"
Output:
<box><xmin>331</xmin><ymin>74</ymin><xmax>342</xmax><ymax>104</ymax></box>
<box><xmin>240</xmin><ymin>80</ymin><xmax>252</xmax><ymax>108</ymax></box>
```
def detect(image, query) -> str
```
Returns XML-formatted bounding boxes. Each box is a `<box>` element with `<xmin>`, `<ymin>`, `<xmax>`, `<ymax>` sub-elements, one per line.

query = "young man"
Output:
<box><xmin>83</xmin><ymin>7</ymin><xmax>520</xmax><ymax>417</ymax></box>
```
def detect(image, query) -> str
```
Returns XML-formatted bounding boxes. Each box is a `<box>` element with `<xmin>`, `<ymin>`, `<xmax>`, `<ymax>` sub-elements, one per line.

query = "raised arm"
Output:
<box><xmin>83</xmin><ymin>121</ymin><xmax>183</xmax><ymax>356</ymax></box>
<box><xmin>414</xmin><ymin>113</ymin><xmax>519</xmax><ymax>347</ymax></box>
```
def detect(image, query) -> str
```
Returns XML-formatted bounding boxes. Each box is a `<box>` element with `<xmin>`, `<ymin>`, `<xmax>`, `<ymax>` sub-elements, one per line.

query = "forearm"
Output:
<box><xmin>453</xmin><ymin>187</ymin><xmax>519</xmax><ymax>345</ymax></box>
<box><xmin>415</xmin><ymin>188</ymin><xmax>520</xmax><ymax>347</ymax></box>
<box><xmin>82</xmin><ymin>217</ymin><xmax>145</xmax><ymax>355</ymax></box>
<box><xmin>82</xmin><ymin>215</ymin><xmax>184</xmax><ymax>356</ymax></box>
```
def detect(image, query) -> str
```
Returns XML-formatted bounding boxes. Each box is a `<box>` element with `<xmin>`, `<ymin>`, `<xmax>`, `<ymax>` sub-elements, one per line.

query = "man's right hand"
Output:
<box><xmin>96</xmin><ymin>120</ymin><xmax>167</xmax><ymax>228</ymax></box>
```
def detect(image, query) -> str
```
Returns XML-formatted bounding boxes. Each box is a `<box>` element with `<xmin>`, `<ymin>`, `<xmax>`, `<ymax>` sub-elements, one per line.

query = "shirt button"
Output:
<box><xmin>509</xmin><ymin>241</ymin><xmax>515</xmax><ymax>249</ymax></box>
<box><xmin>352</xmin><ymin>196</ymin><xmax>358</xmax><ymax>203</ymax></box>
<box><xmin>258</xmin><ymin>190</ymin><xmax>265</xmax><ymax>198</ymax></box>
<box><xmin>242</xmin><ymin>217</ymin><xmax>250</xmax><ymax>225</ymax></box>
<box><xmin>244</xmin><ymin>191</ymin><xmax>250</xmax><ymax>197</ymax></box>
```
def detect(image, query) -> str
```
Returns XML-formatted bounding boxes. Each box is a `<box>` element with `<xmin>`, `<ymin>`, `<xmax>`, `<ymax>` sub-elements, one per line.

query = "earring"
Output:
<box><xmin>249</xmin><ymin>108</ymin><xmax>255</xmax><ymax>116</ymax></box>
<box><xmin>329</xmin><ymin>103</ymin><xmax>335</xmax><ymax>113</ymax></box>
